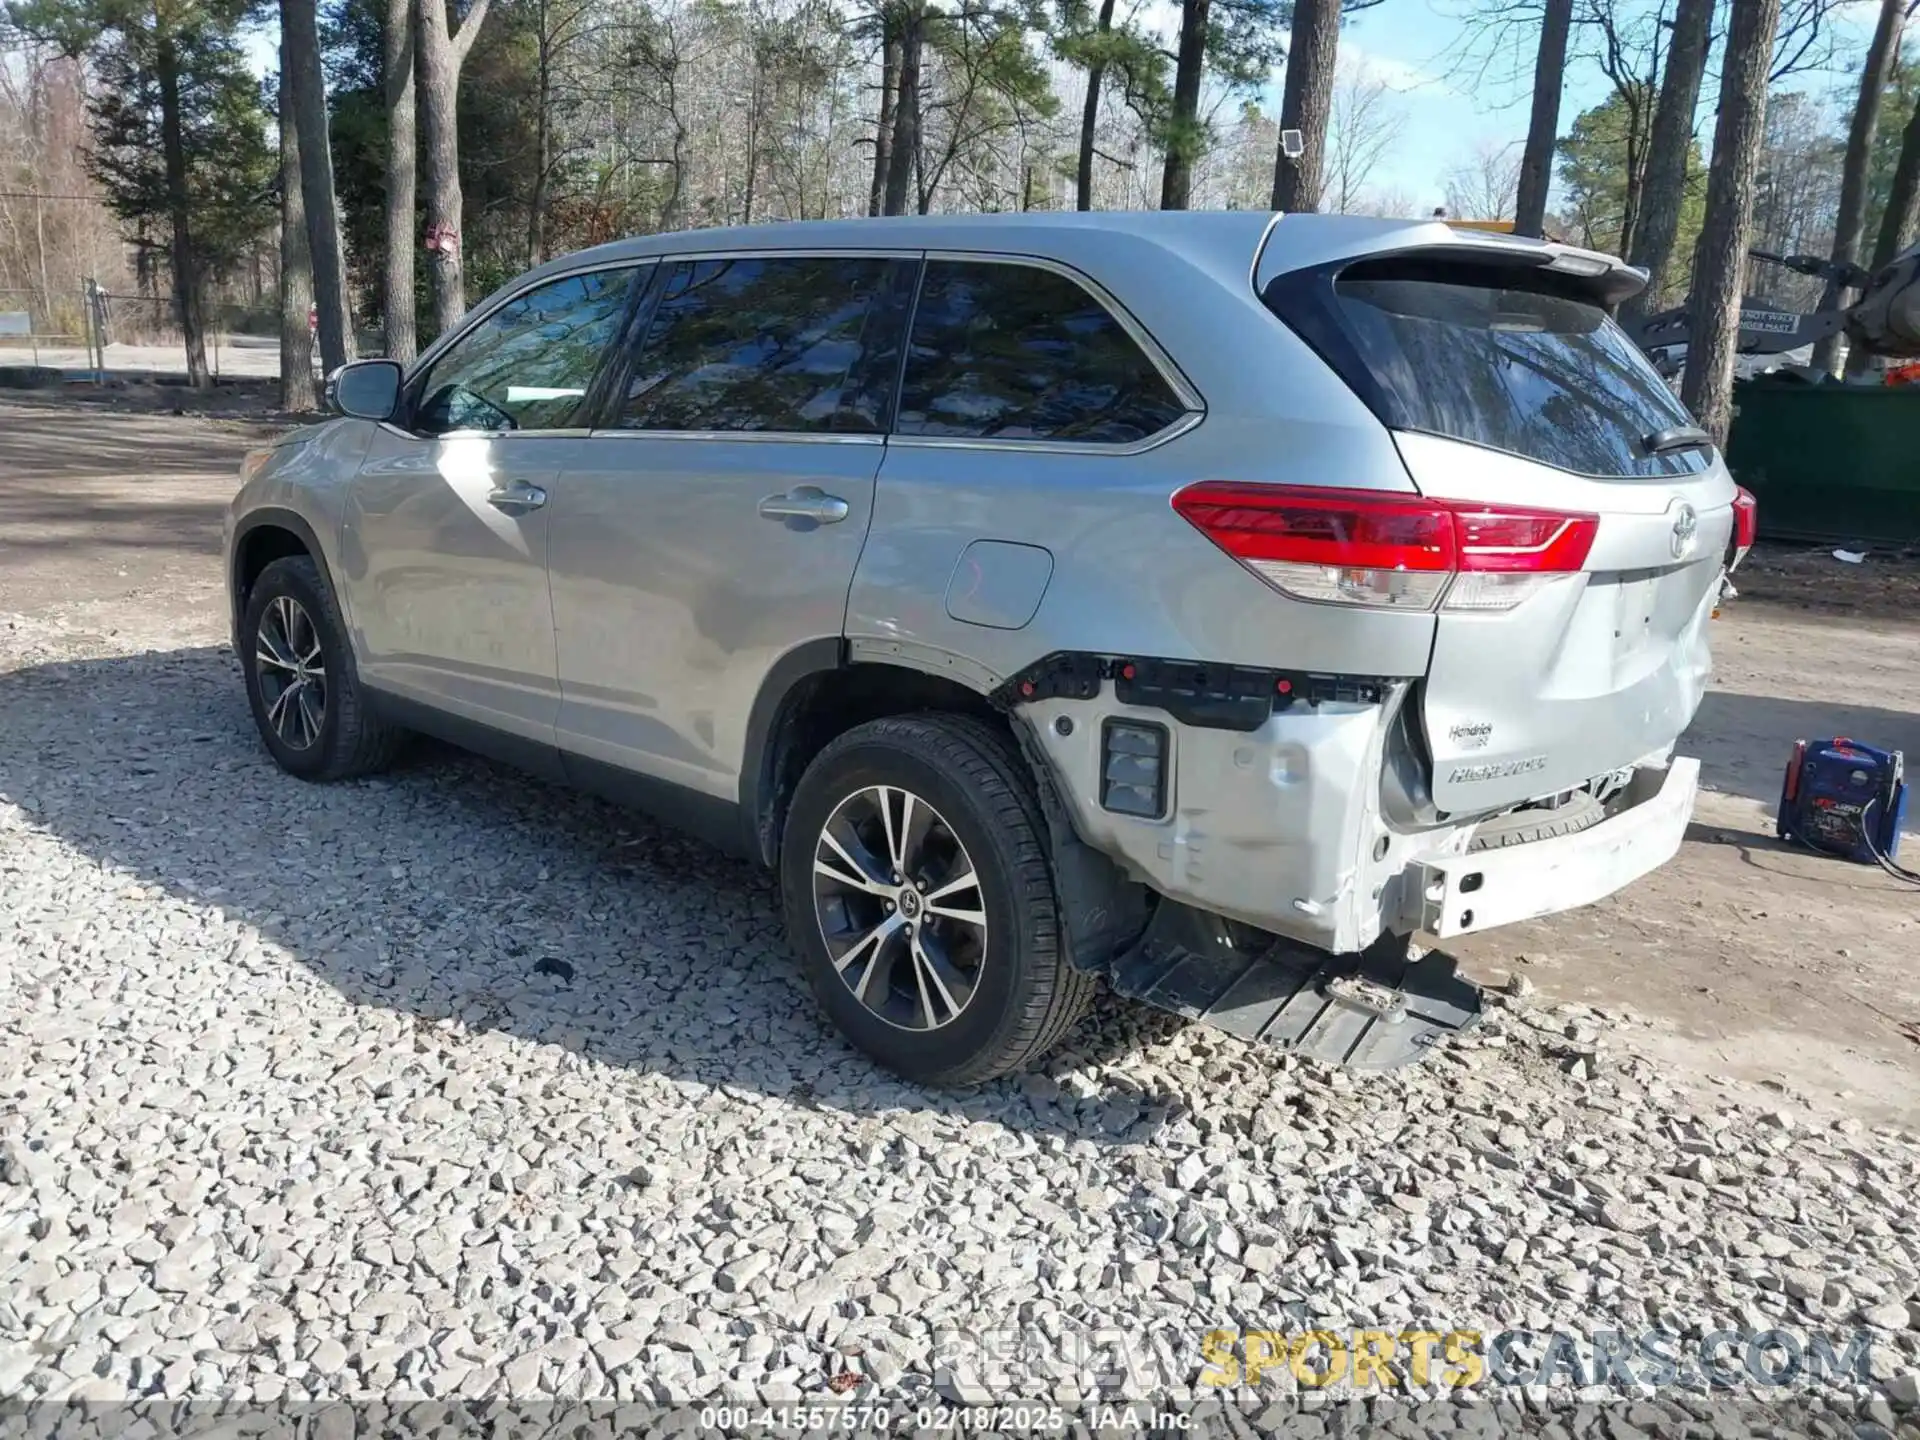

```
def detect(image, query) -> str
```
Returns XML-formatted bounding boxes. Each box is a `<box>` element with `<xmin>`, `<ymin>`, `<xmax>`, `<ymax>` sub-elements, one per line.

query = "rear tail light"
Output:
<box><xmin>1172</xmin><ymin>483</ymin><xmax>1598</xmax><ymax>614</ymax></box>
<box><xmin>1730</xmin><ymin>485</ymin><xmax>1757</xmax><ymax>569</ymax></box>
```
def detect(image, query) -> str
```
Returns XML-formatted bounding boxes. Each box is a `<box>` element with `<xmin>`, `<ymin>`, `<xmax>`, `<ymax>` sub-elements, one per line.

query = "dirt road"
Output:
<box><xmin>3</xmin><ymin>395</ymin><xmax>1916</xmax><ymax>1122</ymax></box>
<box><xmin>0</xmin><ymin>394</ymin><xmax>268</xmax><ymax>649</ymax></box>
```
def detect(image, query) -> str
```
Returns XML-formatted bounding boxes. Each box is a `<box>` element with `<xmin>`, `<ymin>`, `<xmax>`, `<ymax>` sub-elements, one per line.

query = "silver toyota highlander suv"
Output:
<box><xmin>224</xmin><ymin>211</ymin><xmax>1754</xmax><ymax>1084</ymax></box>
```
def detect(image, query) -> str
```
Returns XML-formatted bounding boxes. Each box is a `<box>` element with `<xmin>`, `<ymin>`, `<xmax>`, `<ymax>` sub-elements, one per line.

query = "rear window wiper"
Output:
<box><xmin>1643</xmin><ymin>424</ymin><xmax>1714</xmax><ymax>456</ymax></box>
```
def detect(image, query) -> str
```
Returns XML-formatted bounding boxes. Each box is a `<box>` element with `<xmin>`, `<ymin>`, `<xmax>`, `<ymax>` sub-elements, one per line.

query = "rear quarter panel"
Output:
<box><xmin>845</xmin><ymin>232</ymin><xmax>1440</xmax><ymax>686</ymax></box>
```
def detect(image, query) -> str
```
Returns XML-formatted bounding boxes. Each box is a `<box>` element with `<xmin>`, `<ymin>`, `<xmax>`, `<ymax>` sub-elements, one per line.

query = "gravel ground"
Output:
<box><xmin>4</xmin><ymin>401</ymin><xmax>1920</xmax><ymax>1433</ymax></box>
<box><xmin>3</xmin><ymin>612</ymin><xmax>1920</xmax><ymax>1434</ymax></box>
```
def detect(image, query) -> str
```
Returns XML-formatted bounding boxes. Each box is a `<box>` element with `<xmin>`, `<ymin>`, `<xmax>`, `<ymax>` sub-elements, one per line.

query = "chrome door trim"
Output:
<box><xmin>384</xmin><ymin>426</ymin><xmax>599</xmax><ymax>442</ymax></box>
<box><xmin>584</xmin><ymin>429</ymin><xmax>887</xmax><ymax>446</ymax></box>
<box><xmin>883</xmin><ymin>409</ymin><xmax>1204</xmax><ymax>458</ymax></box>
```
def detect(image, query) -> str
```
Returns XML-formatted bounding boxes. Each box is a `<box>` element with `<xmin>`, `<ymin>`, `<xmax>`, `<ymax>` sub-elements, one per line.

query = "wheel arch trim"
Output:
<box><xmin>741</xmin><ymin>639</ymin><xmax>1016</xmax><ymax>868</ymax></box>
<box><xmin>741</xmin><ymin>637</ymin><xmax>850</xmax><ymax>866</ymax></box>
<box><xmin>229</xmin><ymin>508</ymin><xmax>340</xmax><ymax>642</ymax></box>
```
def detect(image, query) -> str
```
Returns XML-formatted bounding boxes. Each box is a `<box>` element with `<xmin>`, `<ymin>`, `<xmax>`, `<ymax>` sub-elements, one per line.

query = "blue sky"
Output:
<box><xmin>1332</xmin><ymin>3</ymin><xmax>1558</xmax><ymax>209</ymax></box>
<box><xmin>1319</xmin><ymin>0</ymin><xmax>1880</xmax><ymax>212</ymax></box>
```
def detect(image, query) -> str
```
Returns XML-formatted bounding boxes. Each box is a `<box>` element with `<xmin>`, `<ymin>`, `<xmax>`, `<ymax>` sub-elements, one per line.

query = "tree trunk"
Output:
<box><xmin>881</xmin><ymin>6</ymin><xmax>921</xmax><ymax>216</ymax></box>
<box><xmin>1811</xmin><ymin>0</ymin><xmax>1906</xmax><ymax>374</ymax></box>
<box><xmin>1620</xmin><ymin>0</ymin><xmax>1712</xmax><ymax>323</ymax></box>
<box><xmin>1617</xmin><ymin>112</ymin><xmax>1643</xmax><ymax>259</ymax></box>
<box><xmin>661</xmin><ymin>116</ymin><xmax>689</xmax><ymax>228</ymax></box>
<box><xmin>1075</xmin><ymin>0</ymin><xmax>1116</xmax><ymax>212</ymax></box>
<box><xmin>869</xmin><ymin>14</ymin><xmax>899</xmax><ymax>217</ymax></box>
<box><xmin>528</xmin><ymin>8</ymin><xmax>552</xmax><ymax>264</ymax></box>
<box><xmin>914</xmin><ymin>112</ymin><xmax>930</xmax><ymax>213</ymax></box>
<box><xmin>154</xmin><ymin>32</ymin><xmax>208</xmax><ymax>389</ymax></box>
<box><xmin>1870</xmin><ymin>94</ymin><xmax>1920</xmax><ymax>272</ymax></box>
<box><xmin>416</xmin><ymin>0</ymin><xmax>491</xmax><ymax>339</ymax></box>
<box><xmin>1269</xmin><ymin>0</ymin><xmax>1339</xmax><ymax>212</ymax></box>
<box><xmin>279</xmin><ymin>56</ymin><xmax>320</xmax><ymax>412</ymax></box>
<box><xmin>1513</xmin><ymin>0</ymin><xmax>1573</xmax><ymax>237</ymax></box>
<box><xmin>1159</xmin><ymin>0</ymin><xmax>1208</xmax><ymax>211</ymax></box>
<box><xmin>382</xmin><ymin>0</ymin><xmax>418</xmax><ymax>362</ymax></box>
<box><xmin>285</xmin><ymin>0</ymin><xmax>354</xmax><ymax>372</ymax></box>
<box><xmin>742</xmin><ymin>57</ymin><xmax>762</xmax><ymax>224</ymax></box>
<box><xmin>1682</xmin><ymin>0</ymin><xmax>1781</xmax><ymax>445</ymax></box>
<box><xmin>1849</xmin><ymin>93</ymin><xmax>1920</xmax><ymax>378</ymax></box>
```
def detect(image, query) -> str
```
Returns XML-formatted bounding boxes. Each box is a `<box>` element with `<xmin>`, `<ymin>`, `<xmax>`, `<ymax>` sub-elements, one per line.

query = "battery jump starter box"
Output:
<box><xmin>1777</xmin><ymin>738</ymin><xmax>1908</xmax><ymax>864</ymax></box>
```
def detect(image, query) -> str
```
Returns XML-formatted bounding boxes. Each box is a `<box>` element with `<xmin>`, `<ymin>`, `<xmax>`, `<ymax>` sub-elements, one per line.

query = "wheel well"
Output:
<box><xmin>753</xmin><ymin>657</ymin><xmax>1153</xmax><ymax>976</ymax></box>
<box><xmin>753</xmin><ymin>663</ymin><xmax>1005</xmax><ymax>866</ymax></box>
<box><xmin>234</xmin><ymin>524</ymin><xmax>312</xmax><ymax>611</ymax></box>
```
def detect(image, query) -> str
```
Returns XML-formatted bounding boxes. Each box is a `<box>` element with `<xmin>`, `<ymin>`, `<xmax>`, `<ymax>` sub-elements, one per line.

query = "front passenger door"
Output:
<box><xmin>339</xmin><ymin>266</ymin><xmax>640</xmax><ymax>744</ymax></box>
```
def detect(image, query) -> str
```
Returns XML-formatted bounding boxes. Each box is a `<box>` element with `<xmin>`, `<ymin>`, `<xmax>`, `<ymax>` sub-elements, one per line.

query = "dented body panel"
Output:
<box><xmin>1011</xmin><ymin>672</ymin><xmax>1699</xmax><ymax>953</ymax></box>
<box><xmin>1017</xmin><ymin>684</ymin><xmax>1450</xmax><ymax>953</ymax></box>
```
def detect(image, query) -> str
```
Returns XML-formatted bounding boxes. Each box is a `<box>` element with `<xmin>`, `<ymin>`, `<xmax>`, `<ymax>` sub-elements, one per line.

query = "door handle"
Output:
<box><xmin>487</xmin><ymin>483</ymin><xmax>548</xmax><ymax>515</ymax></box>
<box><xmin>757</xmin><ymin>486</ymin><xmax>850</xmax><ymax>526</ymax></box>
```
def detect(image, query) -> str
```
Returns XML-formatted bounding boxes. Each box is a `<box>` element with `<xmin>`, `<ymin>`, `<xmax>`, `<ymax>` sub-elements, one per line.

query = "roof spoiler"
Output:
<box><xmin>1382</xmin><ymin>229</ymin><xmax>1651</xmax><ymax>307</ymax></box>
<box><xmin>1255</xmin><ymin>216</ymin><xmax>1649</xmax><ymax>309</ymax></box>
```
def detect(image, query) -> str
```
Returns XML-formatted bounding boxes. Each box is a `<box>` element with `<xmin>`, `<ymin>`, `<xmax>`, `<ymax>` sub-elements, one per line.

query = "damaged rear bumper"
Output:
<box><xmin>1019</xmin><ymin>680</ymin><xmax>1459</xmax><ymax>954</ymax></box>
<box><xmin>1018</xmin><ymin>678</ymin><xmax>1698</xmax><ymax>955</ymax></box>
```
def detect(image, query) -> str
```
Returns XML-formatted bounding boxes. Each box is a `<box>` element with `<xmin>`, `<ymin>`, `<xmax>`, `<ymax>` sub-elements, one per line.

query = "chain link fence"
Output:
<box><xmin>0</xmin><ymin>284</ymin><xmax>286</xmax><ymax>381</ymax></box>
<box><xmin>0</xmin><ymin>286</ymin><xmax>97</xmax><ymax>371</ymax></box>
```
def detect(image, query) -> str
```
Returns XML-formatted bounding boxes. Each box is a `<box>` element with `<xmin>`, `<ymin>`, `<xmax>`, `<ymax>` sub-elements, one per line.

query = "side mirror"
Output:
<box><xmin>327</xmin><ymin>359</ymin><xmax>403</xmax><ymax>422</ymax></box>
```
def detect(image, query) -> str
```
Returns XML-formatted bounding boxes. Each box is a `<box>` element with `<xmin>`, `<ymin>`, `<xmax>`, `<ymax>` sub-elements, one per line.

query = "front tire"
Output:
<box><xmin>780</xmin><ymin>714</ymin><xmax>1094</xmax><ymax>1085</ymax></box>
<box><xmin>241</xmin><ymin>555</ymin><xmax>403</xmax><ymax>781</ymax></box>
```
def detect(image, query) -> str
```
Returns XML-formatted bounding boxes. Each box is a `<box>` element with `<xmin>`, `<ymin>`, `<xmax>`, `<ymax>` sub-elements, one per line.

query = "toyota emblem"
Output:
<box><xmin>1670</xmin><ymin>502</ymin><xmax>1699</xmax><ymax>559</ymax></box>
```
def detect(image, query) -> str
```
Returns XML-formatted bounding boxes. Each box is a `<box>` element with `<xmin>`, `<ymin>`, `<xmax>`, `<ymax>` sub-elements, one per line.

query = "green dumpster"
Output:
<box><xmin>1723</xmin><ymin>377</ymin><xmax>1920</xmax><ymax>545</ymax></box>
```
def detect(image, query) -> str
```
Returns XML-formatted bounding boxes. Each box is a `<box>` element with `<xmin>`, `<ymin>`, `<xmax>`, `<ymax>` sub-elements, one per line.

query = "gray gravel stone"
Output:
<box><xmin>4</xmin><ymin>609</ymin><xmax>1920</xmax><ymax>1424</ymax></box>
<box><xmin>1864</xmin><ymin>1301</ymin><xmax>1913</xmax><ymax>1331</ymax></box>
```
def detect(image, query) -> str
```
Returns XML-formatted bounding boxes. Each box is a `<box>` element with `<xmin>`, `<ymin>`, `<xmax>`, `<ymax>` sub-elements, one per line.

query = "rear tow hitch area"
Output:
<box><xmin>1099</xmin><ymin>902</ymin><xmax>1481</xmax><ymax>1070</ymax></box>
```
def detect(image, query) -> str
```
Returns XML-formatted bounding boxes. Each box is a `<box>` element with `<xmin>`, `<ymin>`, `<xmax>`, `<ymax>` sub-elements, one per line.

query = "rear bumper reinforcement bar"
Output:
<box><xmin>1412</xmin><ymin>757</ymin><xmax>1700</xmax><ymax>940</ymax></box>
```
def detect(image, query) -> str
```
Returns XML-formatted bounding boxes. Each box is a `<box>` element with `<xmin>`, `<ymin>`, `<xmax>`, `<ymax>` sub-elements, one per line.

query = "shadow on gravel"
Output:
<box><xmin>1685</xmin><ymin>689</ymin><xmax>1920</xmax><ymax>809</ymax></box>
<box><xmin>0</xmin><ymin>645</ymin><xmax>1183</xmax><ymax>1142</ymax></box>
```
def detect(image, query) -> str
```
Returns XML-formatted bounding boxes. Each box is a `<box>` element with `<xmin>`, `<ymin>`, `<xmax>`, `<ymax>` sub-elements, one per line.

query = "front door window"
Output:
<box><xmin>412</xmin><ymin>269</ymin><xmax>637</xmax><ymax>435</ymax></box>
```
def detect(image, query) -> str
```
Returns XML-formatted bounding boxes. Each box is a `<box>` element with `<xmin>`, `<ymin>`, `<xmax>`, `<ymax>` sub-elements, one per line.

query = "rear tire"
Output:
<box><xmin>780</xmin><ymin>713</ymin><xmax>1094</xmax><ymax>1085</ymax></box>
<box><xmin>241</xmin><ymin>555</ymin><xmax>404</xmax><ymax>781</ymax></box>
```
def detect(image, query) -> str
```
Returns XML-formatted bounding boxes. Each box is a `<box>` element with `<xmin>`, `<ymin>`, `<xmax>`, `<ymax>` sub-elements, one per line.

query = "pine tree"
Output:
<box><xmin>16</xmin><ymin>0</ymin><xmax>273</xmax><ymax>387</ymax></box>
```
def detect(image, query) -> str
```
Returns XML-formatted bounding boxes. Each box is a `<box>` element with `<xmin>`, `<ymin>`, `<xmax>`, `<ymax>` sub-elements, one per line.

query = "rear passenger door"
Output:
<box><xmin>547</xmin><ymin>252</ymin><xmax>914</xmax><ymax>800</ymax></box>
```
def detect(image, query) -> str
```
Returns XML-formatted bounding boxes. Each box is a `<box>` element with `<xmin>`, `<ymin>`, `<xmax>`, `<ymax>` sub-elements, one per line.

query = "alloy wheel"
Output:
<box><xmin>810</xmin><ymin>784</ymin><xmax>987</xmax><ymax>1032</ymax></box>
<box><xmin>255</xmin><ymin>594</ymin><xmax>327</xmax><ymax>751</ymax></box>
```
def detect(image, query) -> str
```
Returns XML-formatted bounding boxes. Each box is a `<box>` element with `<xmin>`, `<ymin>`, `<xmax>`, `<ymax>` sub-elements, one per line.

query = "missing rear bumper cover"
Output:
<box><xmin>996</xmin><ymin>651</ymin><xmax>1402</xmax><ymax>731</ymax></box>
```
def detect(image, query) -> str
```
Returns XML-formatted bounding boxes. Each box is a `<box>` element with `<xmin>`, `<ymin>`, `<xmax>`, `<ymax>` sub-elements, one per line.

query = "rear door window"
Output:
<box><xmin>896</xmin><ymin>260</ymin><xmax>1189</xmax><ymax>444</ymax></box>
<box><xmin>1271</xmin><ymin>260</ymin><xmax>1708</xmax><ymax>477</ymax></box>
<box><xmin>616</xmin><ymin>255</ymin><xmax>907</xmax><ymax>433</ymax></box>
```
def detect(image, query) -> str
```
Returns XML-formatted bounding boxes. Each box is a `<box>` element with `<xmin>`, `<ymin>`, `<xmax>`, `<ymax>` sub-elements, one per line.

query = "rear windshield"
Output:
<box><xmin>1273</xmin><ymin>260</ymin><xmax>1708</xmax><ymax>478</ymax></box>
